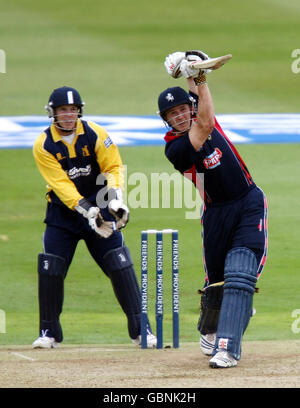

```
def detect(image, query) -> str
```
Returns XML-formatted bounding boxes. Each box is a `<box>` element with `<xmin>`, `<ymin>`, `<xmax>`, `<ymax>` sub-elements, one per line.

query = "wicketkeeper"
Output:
<box><xmin>32</xmin><ymin>86</ymin><xmax>156</xmax><ymax>349</ymax></box>
<box><xmin>158</xmin><ymin>50</ymin><xmax>268</xmax><ymax>368</ymax></box>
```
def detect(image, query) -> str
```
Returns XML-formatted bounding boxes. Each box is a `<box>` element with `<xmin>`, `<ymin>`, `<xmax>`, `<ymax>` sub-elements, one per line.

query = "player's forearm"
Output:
<box><xmin>196</xmin><ymin>83</ymin><xmax>215</xmax><ymax>128</ymax></box>
<box><xmin>187</xmin><ymin>77</ymin><xmax>198</xmax><ymax>95</ymax></box>
<box><xmin>104</xmin><ymin>165</ymin><xmax>125</xmax><ymax>191</ymax></box>
<box><xmin>95</xmin><ymin>141</ymin><xmax>125</xmax><ymax>191</ymax></box>
<box><xmin>51</xmin><ymin>181</ymin><xmax>84</xmax><ymax>210</ymax></box>
<box><xmin>41</xmin><ymin>167</ymin><xmax>83</xmax><ymax>209</ymax></box>
<box><xmin>189</xmin><ymin>83</ymin><xmax>215</xmax><ymax>150</ymax></box>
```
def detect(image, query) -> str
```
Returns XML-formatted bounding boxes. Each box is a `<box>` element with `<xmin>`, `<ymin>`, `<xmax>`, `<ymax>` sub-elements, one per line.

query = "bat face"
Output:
<box><xmin>190</xmin><ymin>54</ymin><xmax>232</xmax><ymax>70</ymax></box>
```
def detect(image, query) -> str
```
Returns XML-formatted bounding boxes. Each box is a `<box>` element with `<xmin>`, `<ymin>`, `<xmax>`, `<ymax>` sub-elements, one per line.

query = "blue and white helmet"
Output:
<box><xmin>45</xmin><ymin>86</ymin><xmax>85</xmax><ymax>118</ymax></box>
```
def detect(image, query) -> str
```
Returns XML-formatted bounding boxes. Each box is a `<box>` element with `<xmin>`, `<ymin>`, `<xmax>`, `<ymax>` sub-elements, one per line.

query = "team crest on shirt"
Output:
<box><xmin>82</xmin><ymin>145</ymin><xmax>90</xmax><ymax>157</ymax></box>
<box><xmin>203</xmin><ymin>148</ymin><xmax>222</xmax><ymax>169</ymax></box>
<box><xmin>56</xmin><ymin>152</ymin><xmax>66</xmax><ymax>161</ymax></box>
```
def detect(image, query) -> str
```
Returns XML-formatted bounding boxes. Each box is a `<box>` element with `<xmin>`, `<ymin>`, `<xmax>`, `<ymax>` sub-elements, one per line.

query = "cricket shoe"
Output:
<box><xmin>200</xmin><ymin>333</ymin><xmax>216</xmax><ymax>356</ymax></box>
<box><xmin>32</xmin><ymin>330</ymin><xmax>59</xmax><ymax>349</ymax></box>
<box><xmin>132</xmin><ymin>333</ymin><xmax>157</xmax><ymax>348</ymax></box>
<box><xmin>209</xmin><ymin>350</ymin><xmax>237</xmax><ymax>368</ymax></box>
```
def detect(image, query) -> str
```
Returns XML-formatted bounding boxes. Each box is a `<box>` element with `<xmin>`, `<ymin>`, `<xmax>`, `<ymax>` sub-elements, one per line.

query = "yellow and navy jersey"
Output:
<box><xmin>33</xmin><ymin>119</ymin><xmax>124</xmax><ymax>210</ymax></box>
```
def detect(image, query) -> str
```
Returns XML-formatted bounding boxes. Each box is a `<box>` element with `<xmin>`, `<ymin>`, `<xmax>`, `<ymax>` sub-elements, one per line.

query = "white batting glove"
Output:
<box><xmin>75</xmin><ymin>199</ymin><xmax>115</xmax><ymax>238</ymax></box>
<box><xmin>164</xmin><ymin>52</ymin><xmax>186</xmax><ymax>78</ymax></box>
<box><xmin>180</xmin><ymin>56</ymin><xmax>202</xmax><ymax>78</ymax></box>
<box><xmin>108</xmin><ymin>199</ymin><xmax>129</xmax><ymax>230</ymax></box>
<box><xmin>180</xmin><ymin>54</ymin><xmax>212</xmax><ymax>79</ymax></box>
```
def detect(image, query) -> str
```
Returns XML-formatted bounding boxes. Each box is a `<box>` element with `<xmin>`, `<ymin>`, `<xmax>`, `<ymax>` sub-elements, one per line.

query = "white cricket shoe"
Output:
<box><xmin>132</xmin><ymin>333</ymin><xmax>157</xmax><ymax>348</ymax></box>
<box><xmin>32</xmin><ymin>330</ymin><xmax>59</xmax><ymax>349</ymax></box>
<box><xmin>209</xmin><ymin>350</ymin><xmax>237</xmax><ymax>368</ymax></box>
<box><xmin>200</xmin><ymin>333</ymin><xmax>216</xmax><ymax>356</ymax></box>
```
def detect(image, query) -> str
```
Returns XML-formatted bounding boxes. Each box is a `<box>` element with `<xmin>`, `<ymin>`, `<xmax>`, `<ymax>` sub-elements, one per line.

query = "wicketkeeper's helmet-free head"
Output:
<box><xmin>45</xmin><ymin>86</ymin><xmax>85</xmax><ymax>118</ymax></box>
<box><xmin>158</xmin><ymin>86</ymin><xmax>194</xmax><ymax>119</ymax></box>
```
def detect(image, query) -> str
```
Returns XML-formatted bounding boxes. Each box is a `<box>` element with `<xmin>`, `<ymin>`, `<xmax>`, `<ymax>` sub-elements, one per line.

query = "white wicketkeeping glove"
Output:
<box><xmin>75</xmin><ymin>199</ymin><xmax>115</xmax><ymax>238</ymax></box>
<box><xmin>180</xmin><ymin>50</ymin><xmax>212</xmax><ymax>78</ymax></box>
<box><xmin>108</xmin><ymin>199</ymin><xmax>129</xmax><ymax>230</ymax></box>
<box><xmin>164</xmin><ymin>51</ymin><xmax>186</xmax><ymax>78</ymax></box>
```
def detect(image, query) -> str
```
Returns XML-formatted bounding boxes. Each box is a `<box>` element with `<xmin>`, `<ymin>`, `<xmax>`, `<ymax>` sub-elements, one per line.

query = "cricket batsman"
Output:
<box><xmin>158</xmin><ymin>51</ymin><xmax>268</xmax><ymax>367</ymax></box>
<box><xmin>32</xmin><ymin>86</ymin><xmax>156</xmax><ymax>348</ymax></box>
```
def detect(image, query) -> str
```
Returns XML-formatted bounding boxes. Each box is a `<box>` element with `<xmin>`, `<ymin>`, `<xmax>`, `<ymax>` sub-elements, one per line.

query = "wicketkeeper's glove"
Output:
<box><xmin>75</xmin><ymin>198</ymin><xmax>115</xmax><ymax>238</ymax></box>
<box><xmin>107</xmin><ymin>188</ymin><xmax>129</xmax><ymax>231</ymax></box>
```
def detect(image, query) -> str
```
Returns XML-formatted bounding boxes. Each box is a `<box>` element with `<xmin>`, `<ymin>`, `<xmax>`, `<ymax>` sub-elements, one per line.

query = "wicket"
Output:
<box><xmin>141</xmin><ymin>229</ymin><xmax>179</xmax><ymax>349</ymax></box>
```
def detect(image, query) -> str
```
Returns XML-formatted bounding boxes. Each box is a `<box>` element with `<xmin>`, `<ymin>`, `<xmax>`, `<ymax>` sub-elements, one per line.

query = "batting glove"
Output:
<box><xmin>185</xmin><ymin>50</ymin><xmax>210</xmax><ymax>61</ymax></box>
<box><xmin>181</xmin><ymin>50</ymin><xmax>212</xmax><ymax>78</ymax></box>
<box><xmin>164</xmin><ymin>51</ymin><xmax>186</xmax><ymax>78</ymax></box>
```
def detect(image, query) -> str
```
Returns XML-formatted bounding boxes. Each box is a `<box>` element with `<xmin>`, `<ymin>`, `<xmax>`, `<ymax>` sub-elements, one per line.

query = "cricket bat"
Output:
<box><xmin>188</xmin><ymin>54</ymin><xmax>232</xmax><ymax>70</ymax></box>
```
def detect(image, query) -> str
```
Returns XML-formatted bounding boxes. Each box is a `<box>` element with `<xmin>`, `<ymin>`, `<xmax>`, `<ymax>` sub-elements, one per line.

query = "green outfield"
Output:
<box><xmin>1</xmin><ymin>0</ymin><xmax>300</xmax><ymax>347</ymax></box>
<box><xmin>1</xmin><ymin>0</ymin><xmax>299</xmax><ymax>115</ymax></box>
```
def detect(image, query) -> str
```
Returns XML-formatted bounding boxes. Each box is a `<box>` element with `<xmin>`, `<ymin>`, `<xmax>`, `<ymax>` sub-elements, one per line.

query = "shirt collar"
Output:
<box><xmin>51</xmin><ymin>119</ymin><xmax>84</xmax><ymax>142</ymax></box>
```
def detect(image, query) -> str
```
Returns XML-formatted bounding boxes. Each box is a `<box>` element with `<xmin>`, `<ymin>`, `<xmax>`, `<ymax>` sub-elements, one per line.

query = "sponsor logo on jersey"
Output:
<box><xmin>203</xmin><ymin>148</ymin><xmax>222</xmax><ymax>169</ymax></box>
<box><xmin>67</xmin><ymin>164</ymin><xmax>91</xmax><ymax>179</ymax></box>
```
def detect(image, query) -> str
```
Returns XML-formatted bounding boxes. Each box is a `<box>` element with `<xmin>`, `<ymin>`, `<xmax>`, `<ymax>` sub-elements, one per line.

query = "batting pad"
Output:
<box><xmin>37</xmin><ymin>253</ymin><xmax>66</xmax><ymax>342</ymax></box>
<box><xmin>214</xmin><ymin>247</ymin><xmax>257</xmax><ymax>360</ymax></box>
<box><xmin>102</xmin><ymin>246</ymin><xmax>142</xmax><ymax>339</ymax></box>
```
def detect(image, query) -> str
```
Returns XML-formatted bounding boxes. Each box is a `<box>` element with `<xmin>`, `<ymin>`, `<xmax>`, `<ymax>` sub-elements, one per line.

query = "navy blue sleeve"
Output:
<box><xmin>165</xmin><ymin>134</ymin><xmax>202</xmax><ymax>172</ymax></box>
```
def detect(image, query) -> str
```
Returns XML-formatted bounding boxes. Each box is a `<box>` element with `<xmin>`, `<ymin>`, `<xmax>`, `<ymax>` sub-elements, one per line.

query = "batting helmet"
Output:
<box><xmin>45</xmin><ymin>86</ymin><xmax>85</xmax><ymax>118</ymax></box>
<box><xmin>158</xmin><ymin>87</ymin><xmax>194</xmax><ymax>119</ymax></box>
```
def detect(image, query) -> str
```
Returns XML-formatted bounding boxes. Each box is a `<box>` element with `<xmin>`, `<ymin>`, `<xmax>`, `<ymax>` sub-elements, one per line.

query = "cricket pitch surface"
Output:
<box><xmin>1</xmin><ymin>340</ymin><xmax>299</xmax><ymax>388</ymax></box>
